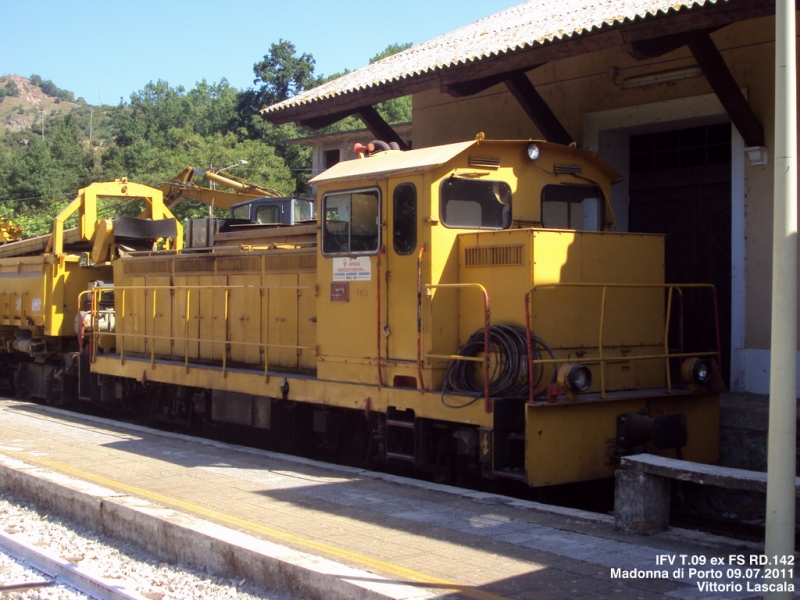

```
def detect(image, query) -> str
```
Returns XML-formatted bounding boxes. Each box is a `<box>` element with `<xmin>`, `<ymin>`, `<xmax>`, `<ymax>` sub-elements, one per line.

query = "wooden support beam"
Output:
<box><xmin>299</xmin><ymin>105</ymin><xmax>410</xmax><ymax>151</ymax></box>
<box><xmin>622</xmin><ymin>29</ymin><xmax>718</xmax><ymax>60</ymax></box>
<box><xmin>622</xmin><ymin>36</ymin><xmax>690</xmax><ymax>60</ymax></box>
<box><xmin>299</xmin><ymin>108</ymin><xmax>358</xmax><ymax>130</ymax></box>
<box><xmin>442</xmin><ymin>68</ymin><xmax>538</xmax><ymax>98</ymax></box>
<box><xmin>686</xmin><ymin>32</ymin><xmax>764</xmax><ymax>147</ymax></box>
<box><xmin>504</xmin><ymin>73</ymin><xmax>574</xmax><ymax>146</ymax></box>
<box><xmin>355</xmin><ymin>105</ymin><xmax>410</xmax><ymax>150</ymax></box>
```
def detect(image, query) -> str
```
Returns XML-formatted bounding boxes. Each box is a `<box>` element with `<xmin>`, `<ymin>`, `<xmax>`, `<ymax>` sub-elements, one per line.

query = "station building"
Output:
<box><xmin>262</xmin><ymin>0</ymin><xmax>793</xmax><ymax>399</ymax></box>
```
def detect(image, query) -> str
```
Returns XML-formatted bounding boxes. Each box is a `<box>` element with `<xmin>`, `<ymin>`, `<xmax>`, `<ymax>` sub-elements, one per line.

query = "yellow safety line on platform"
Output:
<box><xmin>0</xmin><ymin>449</ymin><xmax>513</xmax><ymax>600</ymax></box>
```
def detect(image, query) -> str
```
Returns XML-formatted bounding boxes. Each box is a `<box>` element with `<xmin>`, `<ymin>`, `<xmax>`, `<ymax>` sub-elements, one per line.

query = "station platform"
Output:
<box><xmin>0</xmin><ymin>399</ymin><xmax>779</xmax><ymax>600</ymax></box>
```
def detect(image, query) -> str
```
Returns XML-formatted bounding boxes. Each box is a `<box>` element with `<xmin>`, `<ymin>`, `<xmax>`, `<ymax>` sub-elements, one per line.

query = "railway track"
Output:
<box><xmin>0</xmin><ymin>529</ymin><xmax>145</xmax><ymax>600</ymax></box>
<box><xmin>0</xmin><ymin>489</ymin><xmax>299</xmax><ymax>600</ymax></box>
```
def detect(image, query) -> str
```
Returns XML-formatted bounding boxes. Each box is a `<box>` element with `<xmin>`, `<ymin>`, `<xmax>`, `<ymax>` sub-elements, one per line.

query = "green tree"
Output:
<box><xmin>0</xmin><ymin>136</ymin><xmax>59</xmax><ymax>213</ymax></box>
<box><xmin>188</xmin><ymin>79</ymin><xmax>240</xmax><ymax>136</ymax></box>
<box><xmin>0</xmin><ymin>79</ymin><xmax>20</xmax><ymax>103</ymax></box>
<box><xmin>252</xmin><ymin>40</ymin><xmax>316</xmax><ymax>107</ymax></box>
<box><xmin>370</xmin><ymin>43</ymin><xmax>412</xmax><ymax>125</ymax></box>
<box><xmin>234</xmin><ymin>42</ymin><xmax>320</xmax><ymax>193</ymax></box>
<box><xmin>49</xmin><ymin>114</ymin><xmax>92</xmax><ymax>192</ymax></box>
<box><xmin>370</xmin><ymin>43</ymin><xmax>412</xmax><ymax>63</ymax></box>
<box><xmin>112</xmin><ymin>80</ymin><xmax>195</xmax><ymax>148</ymax></box>
<box><xmin>0</xmin><ymin>114</ymin><xmax>95</xmax><ymax>236</ymax></box>
<box><xmin>29</xmin><ymin>74</ymin><xmax>75</xmax><ymax>102</ymax></box>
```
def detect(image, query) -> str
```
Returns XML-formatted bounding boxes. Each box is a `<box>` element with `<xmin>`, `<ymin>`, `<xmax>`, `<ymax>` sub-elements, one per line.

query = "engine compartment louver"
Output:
<box><xmin>464</xmin><ymin>245</ymin><xmax>523</xmax><ymax>267</ymax></box>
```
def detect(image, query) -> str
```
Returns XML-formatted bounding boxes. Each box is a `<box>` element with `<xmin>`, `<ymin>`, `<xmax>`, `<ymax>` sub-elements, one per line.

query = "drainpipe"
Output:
<box><xmin>765</xmin><ymin>1</ymin><xmax>797</xmax><ymax>598</ymax></box>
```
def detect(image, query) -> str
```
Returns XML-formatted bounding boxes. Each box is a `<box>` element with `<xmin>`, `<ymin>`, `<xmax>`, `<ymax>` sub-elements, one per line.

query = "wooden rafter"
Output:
<box><xmin>440</xmin><ymin>66</ymin><xmax>572</xmax><ymax>145</ymax></box>
<box><xmin>504</xmin><ymin>74</ymin><xmax>574</xmax><ymax>145</ymax></box>
<box><xmin>441</xmin><ymin>69</ymin><xmax>535</xmax><ymax>98</ymax></box>
<box><xmin>299</xmin><ymin>106</ymin><xmax>410</xmax><ymax>150</ymax></box>
<box><xmin>355</xmin><ymin>106</ymin><xmax>410</xmax><ymax>150</ymax></box>
<box><xmin>299</xmin><ymin>108</ymin><xmax>359</xmax><ymax>130</ymax></box>
<box><xmin>621</xmin><ymin>29</ymin><xmax>717</xmax><ymax>60</ymax></box>
<box><xmin>687</xmin><ymin>32</ymin><xmax>764</xmax><ymax>147</ymax></box>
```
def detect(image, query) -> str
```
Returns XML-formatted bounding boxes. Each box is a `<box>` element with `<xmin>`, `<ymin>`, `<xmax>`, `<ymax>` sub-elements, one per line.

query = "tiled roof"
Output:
<box><xmin>262</xmin><ymin>0</ymin><xmax>716</xmax><ymax>117</ymax></box>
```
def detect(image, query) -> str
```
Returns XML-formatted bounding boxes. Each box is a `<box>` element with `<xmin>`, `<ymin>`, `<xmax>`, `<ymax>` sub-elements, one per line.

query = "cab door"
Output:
<box><xmin>386</xmin><ymin>177</ymin><xmax>422</xmax><ymax>362</ymax></box>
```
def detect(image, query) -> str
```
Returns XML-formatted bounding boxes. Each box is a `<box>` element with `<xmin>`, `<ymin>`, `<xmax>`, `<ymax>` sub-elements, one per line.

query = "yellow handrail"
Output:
<box><xmin>424</xmin><ymin>282</ymin><xmax>492</xmax><ymax>413</ymax></box>
<box><xmin>524</xmin><ymin>282</ymin><xmax>720</xmax><ymax>400</ymax></box>
<box><xmin>88</xmin><ymin>283</ymin><xmax>315</xmax><ymax>382</ymax></box>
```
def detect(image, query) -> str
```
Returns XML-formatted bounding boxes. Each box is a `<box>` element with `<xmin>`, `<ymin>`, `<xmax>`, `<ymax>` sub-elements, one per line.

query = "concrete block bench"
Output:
<box><xmin>614</xmin><ymin>453</ymin><xmax>800</xmax><ymax>533</ymax></box>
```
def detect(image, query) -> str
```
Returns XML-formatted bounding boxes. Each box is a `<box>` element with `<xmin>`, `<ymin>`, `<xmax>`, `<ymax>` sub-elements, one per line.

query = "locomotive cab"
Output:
<box><xmin>310</xmin><ymin>138</ymin><xmax>719</xmax><ymax>486</ymax></box>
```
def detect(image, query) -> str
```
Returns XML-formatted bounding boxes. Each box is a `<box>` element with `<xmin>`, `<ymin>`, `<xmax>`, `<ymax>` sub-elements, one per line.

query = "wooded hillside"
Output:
<box><xmin>0</xmin><ymin>41</ymin><xmax>411</xmax><ymax>237</ymax></box>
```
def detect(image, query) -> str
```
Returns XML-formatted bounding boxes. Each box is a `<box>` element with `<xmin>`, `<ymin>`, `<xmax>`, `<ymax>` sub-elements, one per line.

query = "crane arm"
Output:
<box><xmin>159</xmin><ymin>167</ymin><xmax>283</xmax><ymax>211</ymax></box>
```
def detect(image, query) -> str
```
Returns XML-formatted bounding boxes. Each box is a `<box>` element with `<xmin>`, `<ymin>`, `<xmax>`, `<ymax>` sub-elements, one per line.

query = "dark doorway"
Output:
<box><xmin>628</xmin><ymin>123</ymin><xmax>732</xmax><ymax>385</ymax></box>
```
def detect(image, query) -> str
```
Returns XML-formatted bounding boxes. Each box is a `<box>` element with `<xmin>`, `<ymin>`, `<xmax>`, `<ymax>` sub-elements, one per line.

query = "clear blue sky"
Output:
<box><xmin>3</xmin><ymin>0</ymin><xmax>517</xmax><ymax>106</ymax></box>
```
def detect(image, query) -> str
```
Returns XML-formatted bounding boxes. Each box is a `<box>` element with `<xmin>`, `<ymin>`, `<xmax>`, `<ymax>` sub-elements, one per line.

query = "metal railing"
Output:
<box><xmin>86</xmin><ymin>283</ymin><xmax>315</xmax><ymax>380</ymax></box>
<box><xmin>423</xmin><ymin>282</ymin><xmax>492</xmax><ymax>413</ymax></box>
<box><xmin>524</xmin><ymin>282</ymin><xmax>721</xmax><ymax>402</ymax></box>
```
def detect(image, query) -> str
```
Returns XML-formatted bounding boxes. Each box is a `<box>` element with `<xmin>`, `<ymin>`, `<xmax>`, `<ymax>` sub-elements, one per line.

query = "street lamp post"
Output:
<box><xmin>216</xmin><ymin>159</ymin><xmax>248</xmax><ymax>173</ymax></box>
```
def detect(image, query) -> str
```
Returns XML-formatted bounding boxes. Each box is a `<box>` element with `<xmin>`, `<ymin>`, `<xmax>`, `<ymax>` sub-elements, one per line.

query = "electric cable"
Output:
<box><xmin>440</xmin><ymin>324</ymin><xmax>557</xmax><ymax>408</ymax></box>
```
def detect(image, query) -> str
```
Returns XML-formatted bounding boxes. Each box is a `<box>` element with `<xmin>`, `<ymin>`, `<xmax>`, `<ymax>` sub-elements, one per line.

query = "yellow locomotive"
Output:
<box><xmin>0</xmin><ymin>139</ymin><xmax>720</xmax><ymax>487</ymax></box>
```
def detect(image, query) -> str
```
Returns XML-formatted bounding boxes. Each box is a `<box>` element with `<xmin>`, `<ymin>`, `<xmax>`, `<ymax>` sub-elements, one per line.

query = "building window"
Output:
<box><xmin>541</xmin><ymin>185</ymin><xmax>604</xmax><ymax>231</ymax></box>
<box><xmin>393</xmin><ymin>183</ymin><xmax>417</xmax><ymax>255</ymax></box>
<box><xmin>322</xmin><ymin>189</ymin><xmax>381</xmax><ymax>255</ymax></box>
<box><xmin>324</xmin><ymin>149</ymin><xmax>341</xmax><ymax>169</ymax></box>
<box><xmin>630</xmin><ymin>123</ymin><xmax>732</xmax><ymax>173</ymax></box>
<box><xmin>440</xmin><ymin>178</ymin><xmax>511</xmax><ymax>229</ymax></box>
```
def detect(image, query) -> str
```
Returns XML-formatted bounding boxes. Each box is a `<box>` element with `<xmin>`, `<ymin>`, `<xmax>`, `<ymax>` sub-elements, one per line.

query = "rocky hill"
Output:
<box><xmin>0</xmin><ymin>75</ymin><xmax>82</xmax><ymax>132</ymax></box>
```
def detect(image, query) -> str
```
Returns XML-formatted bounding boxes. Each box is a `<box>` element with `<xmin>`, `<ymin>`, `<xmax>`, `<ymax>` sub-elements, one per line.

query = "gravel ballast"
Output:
<box><xmin>0</xmin><ymin>492</ymin><xmax>300</xmax><ymax>600</ymax></box>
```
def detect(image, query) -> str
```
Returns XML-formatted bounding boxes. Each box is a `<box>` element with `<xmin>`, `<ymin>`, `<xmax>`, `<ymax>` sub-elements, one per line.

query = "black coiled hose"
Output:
<box><xmin>441</xmin><ymin>325</ymin><xmax>557</xmax><ymax>408</ymax></box>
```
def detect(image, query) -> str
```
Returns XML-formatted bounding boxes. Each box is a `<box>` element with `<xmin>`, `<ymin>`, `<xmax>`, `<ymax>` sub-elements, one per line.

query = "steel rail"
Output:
<box><xmin>0</xmin><ymin>530</ymin><xmax>149</xmax><ymax>600</ymax></box>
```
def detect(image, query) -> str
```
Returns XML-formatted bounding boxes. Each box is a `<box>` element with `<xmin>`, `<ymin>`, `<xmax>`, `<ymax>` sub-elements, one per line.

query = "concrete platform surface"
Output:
<box><xmin>0</xmin><ymin>399</ymin><xmax>786</xmax><ymax>600</ymax></box>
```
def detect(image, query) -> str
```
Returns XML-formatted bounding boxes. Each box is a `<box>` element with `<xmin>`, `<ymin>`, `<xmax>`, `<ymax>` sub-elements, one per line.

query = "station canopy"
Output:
<box><xmin>260</xmin><ymin>0</ymin><xmax>772</xmax><ymax>150</ymax></box>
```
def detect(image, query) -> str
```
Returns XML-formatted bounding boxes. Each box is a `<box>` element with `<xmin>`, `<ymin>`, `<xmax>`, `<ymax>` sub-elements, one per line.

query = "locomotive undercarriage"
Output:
<box><xmin>8</xmin><ymin>351</ymin><xmax>488</xmax><ymax>485</ymax></box>
<box><xmin>4</xmin><ymin>338</ymin><xmax>715</xmax><ymax>491</ymax></box>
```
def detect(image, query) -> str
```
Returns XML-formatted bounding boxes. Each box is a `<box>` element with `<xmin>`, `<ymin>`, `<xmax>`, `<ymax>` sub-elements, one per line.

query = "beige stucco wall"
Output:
<box><xmin>411</xmin><ymin>15</ymin><xmax>791</xmax><ymax>371</ymax></box>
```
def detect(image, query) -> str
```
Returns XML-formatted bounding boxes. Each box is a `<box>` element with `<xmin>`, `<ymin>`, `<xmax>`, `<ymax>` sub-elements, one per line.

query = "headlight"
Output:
<box><xmin>558</xmin><ymin>362</ymin><xmax>592</xmax><ymax>397</ymax></box>
<box><xmin>527</xmin><ymin>143</ymin><xmax>540</xmax><ymax>161</ymax></box>
<box><xmin>681</xmin><ymin>357</ymin><xmax>711</xmax><ymax>387</ymax></box>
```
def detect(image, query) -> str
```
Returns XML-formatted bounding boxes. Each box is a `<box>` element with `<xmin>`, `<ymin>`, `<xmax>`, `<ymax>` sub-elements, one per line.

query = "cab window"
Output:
<box><xmin>541</xmin><ymin>185</ymin><xmax>604</xmax><ymax>231</ymax></box>
<box><xmin>322</xmin><ymin>189</ymin><xmax>380</xmax><ymax>255</ymax></box>
<box><xmin>231</xmin><ymin>204</ymin><xmax>250</xmax><ymax>220</ymax></box>
<box><xmin>440</xmin><ymin>178</ymin><xmax>511</xmax><ymax>229</ymax></box>
<box><xmin>293</xmin><ymin>199</ymin><xmax>316</xmax><ymax>222</ymax></box>
<box><xmin>393</xmin><ymin>183</ymin><xmax>416</xmax><ymax>255</ymax></box>
<box><xmin>256</xmin><ymin>205</ymin><xmax>281</xmax><ymax>224</ymax></box>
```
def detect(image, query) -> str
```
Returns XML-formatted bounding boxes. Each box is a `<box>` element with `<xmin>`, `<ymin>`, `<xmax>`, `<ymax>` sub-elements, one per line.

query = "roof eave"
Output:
<box><xmin>260</xmin><ymin>0</ymin><xmax>778</xmax><ymax>126</ymax></box>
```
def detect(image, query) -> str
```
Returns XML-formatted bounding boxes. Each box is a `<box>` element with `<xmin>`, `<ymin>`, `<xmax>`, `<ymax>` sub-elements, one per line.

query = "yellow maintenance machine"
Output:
<box><xmin>0</xmin><ymin>180</ymin><xmax>181</xmax><ymax>403</ymax></box>
<box><xmin>161</xmin><ymin>166</ymin><xmax>317</xmax><ymax>248</ymax></box>
<box><xmin>160</xmin><ymin>166</ymin><xmax>284</xmax><ymax>210</ymax></box>
<box><xmin>0</xmin><ymin>218</ymin><xmax>23</xmax><ymax>244</ymax></box>
<box><xmin>78</xmin><ymin>138</ymin><xmax>720</xmax><ymax>487</ymax></box>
